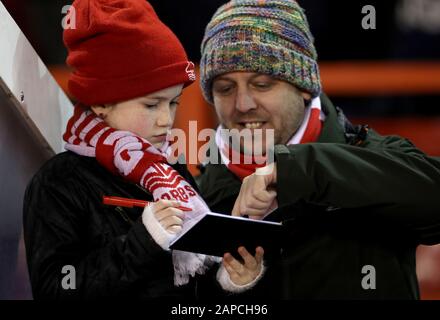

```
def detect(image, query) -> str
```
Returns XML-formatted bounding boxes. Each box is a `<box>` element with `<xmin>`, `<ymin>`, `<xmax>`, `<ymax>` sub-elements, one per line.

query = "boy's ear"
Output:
<box><xmin>90</xmin><ymin>105</ymin><xmax>110</xmax><ymax>119</ymax></box>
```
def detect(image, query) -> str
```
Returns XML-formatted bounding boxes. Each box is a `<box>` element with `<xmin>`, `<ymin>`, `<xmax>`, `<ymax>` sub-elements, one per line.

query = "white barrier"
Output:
<box><xmin>0</xmin><ymin>2</ymin><xmax>73</xmax><ymax>154</ymax></box>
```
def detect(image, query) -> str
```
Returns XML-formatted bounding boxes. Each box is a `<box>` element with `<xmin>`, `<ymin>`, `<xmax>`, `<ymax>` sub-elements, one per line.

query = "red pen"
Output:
<box><xmin>103</xmin><ymin>196</ymin><xmax>192</xmax><ymax>211</ymax></box>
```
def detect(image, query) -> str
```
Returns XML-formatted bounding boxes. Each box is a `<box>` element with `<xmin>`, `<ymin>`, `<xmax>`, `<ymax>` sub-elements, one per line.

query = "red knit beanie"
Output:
<box><xmin>63</xmin><ymin>0</ymin><xmax>196</xmax><ymax>105</ymax></box>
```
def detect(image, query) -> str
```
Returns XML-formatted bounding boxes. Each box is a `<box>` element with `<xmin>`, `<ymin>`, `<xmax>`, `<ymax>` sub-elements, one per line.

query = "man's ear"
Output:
<box><xmin>301</xmin><ymin>92</ymin><xmax>312</xmax><ymax>101</ymax></box>
<box><xmin>301</xmin><ymin>92</ymin><xmax>312</xmax><ymax>107</ymax></box>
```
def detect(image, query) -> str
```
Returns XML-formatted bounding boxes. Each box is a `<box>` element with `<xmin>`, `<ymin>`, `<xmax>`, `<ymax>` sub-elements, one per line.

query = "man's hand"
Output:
<box><xmin>223</xmin><ymin>246</ymin><xmax>264</xmax><ymax>286</ymax></box>
<box><xmin>232</xmin><ymin>163</ymin><xmax>277</xmax><ymax>219</ymax></box>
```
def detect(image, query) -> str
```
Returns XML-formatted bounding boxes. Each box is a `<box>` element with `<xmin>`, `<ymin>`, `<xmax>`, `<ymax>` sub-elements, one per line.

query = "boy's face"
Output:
<box><xmin>212</xmin><ymin>72</ymin><xmax>311</xmax><ymax>149</ymax></box>
<box><xmin>92</xmin><ymin>84</ymin><xmax>183</xmax><ymax>149</ymax></box>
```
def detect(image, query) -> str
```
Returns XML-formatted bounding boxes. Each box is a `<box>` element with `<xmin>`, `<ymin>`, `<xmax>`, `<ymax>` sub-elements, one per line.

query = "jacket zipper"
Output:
<box><xmin>115</xmin><ymin>206</ymin><xmax>133</xmax><ymax>226</ymax></box>
<box><xmin>135</xmin><ymin>184</ymin><xmax>152</xmax><ymax>197</ymax></box>
<box><xmin>114</xmin><ymin>184</ymin><xmax>150</xmax><ymax>226</ymax></box>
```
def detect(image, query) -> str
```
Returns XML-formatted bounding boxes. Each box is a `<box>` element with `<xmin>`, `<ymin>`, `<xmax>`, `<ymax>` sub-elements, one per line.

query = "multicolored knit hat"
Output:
<box><xmin>200</xmin><ymin>0</ymin><xmax>321</xmax><ymax>104</ymax></box>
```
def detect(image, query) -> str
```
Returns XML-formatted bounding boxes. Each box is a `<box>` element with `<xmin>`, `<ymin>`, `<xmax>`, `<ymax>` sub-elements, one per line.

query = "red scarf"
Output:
<box><xmin>216</xmin><ymin>97</ymin><xmax>325</xmax><ymax>180</ymax></box>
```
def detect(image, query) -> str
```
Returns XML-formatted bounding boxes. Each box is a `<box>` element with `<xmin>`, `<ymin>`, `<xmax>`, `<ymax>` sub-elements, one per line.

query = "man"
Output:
<box><xmin>197</xmin><ymin>0</ymin><xmax>440</xmax><ymax>299</ymax></box>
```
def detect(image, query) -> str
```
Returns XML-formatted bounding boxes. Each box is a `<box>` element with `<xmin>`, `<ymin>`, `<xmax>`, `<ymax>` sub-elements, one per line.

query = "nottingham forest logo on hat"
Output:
<box><xmin>185</xmin><ymin>61</ymin><xmax>196</xmax><ymax>81</ymax></box>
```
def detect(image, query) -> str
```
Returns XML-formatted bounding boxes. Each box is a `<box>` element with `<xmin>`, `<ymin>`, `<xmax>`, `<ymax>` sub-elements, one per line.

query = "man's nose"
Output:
<box><xmin>235</xmin><ymin>89</ymin><xmax>257</xmax><ymax>113</ymax></box>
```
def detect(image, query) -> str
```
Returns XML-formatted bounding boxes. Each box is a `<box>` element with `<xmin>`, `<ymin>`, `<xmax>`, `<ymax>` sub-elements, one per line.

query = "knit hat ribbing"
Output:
<box><xmin>64</xmin><ymin>0</ymin><xmax>195</xmax><ymax>105</ymax></box>
<box><xmin>200</xmin><ymin>0</ymin><xmax>321</xmax><ymax>104</ymax></box>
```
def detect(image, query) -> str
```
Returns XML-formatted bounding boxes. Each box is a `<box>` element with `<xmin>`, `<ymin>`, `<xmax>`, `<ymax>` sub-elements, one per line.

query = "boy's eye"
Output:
<box><xmin>144</xmin><ymin>104</ymin><xmax>158</xmax><ymax>108</ymax></box>
<box><xmin>170</xmin><ymin>101</ymin><xmax>180</xmax><ymax>107</ymax></box>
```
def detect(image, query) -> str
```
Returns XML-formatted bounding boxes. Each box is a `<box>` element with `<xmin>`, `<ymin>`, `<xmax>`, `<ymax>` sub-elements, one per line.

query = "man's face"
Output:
<box><xmin>212</xmin><ymin>72</ymin><xmax>311</xmax><ymax>149</ymax></box>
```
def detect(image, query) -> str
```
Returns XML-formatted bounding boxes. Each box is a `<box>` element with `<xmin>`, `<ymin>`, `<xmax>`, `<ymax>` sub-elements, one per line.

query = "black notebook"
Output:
<box><xmin>169</xmin><ymin>211</ymin><xmax>283</xmax><ymax>258</ymax></box>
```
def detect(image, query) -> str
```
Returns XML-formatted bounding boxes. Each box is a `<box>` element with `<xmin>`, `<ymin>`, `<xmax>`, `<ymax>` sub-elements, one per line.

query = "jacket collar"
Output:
<box><xmin>317</xmin><ymin>93</ymin><xmax>347</xmax><ymax>144</ymax></box>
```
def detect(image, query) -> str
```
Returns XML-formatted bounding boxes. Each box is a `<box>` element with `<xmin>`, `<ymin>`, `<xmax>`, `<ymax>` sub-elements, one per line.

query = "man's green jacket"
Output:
<box><xmin>197</xmin><ymin>95</ymin><xmax>440</xmax><ymax>299</ymax></box>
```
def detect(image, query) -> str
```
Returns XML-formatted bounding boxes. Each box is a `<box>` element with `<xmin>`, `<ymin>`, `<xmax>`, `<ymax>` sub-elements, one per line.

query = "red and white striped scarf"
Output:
<box><xmin>216</xmin><ymin>97</ymin><xmax>326</xmax><ymax>180</ymax></box>
<box><xmin>63</xmin><ymin>104</ymin><xmax>215</xmax><ymax>286</ymax></box>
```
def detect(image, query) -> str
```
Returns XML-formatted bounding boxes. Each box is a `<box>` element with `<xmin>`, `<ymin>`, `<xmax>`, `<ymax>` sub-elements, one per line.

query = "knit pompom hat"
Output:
<box><xmin>200</xmin><ymin>0</ymin><xmax>321</xmax><ymax>104</ymax></box>
<box><xmin>64</xmin><ymin>0</ymin><xmax>196</xmax><ymax>105</ymax></box>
